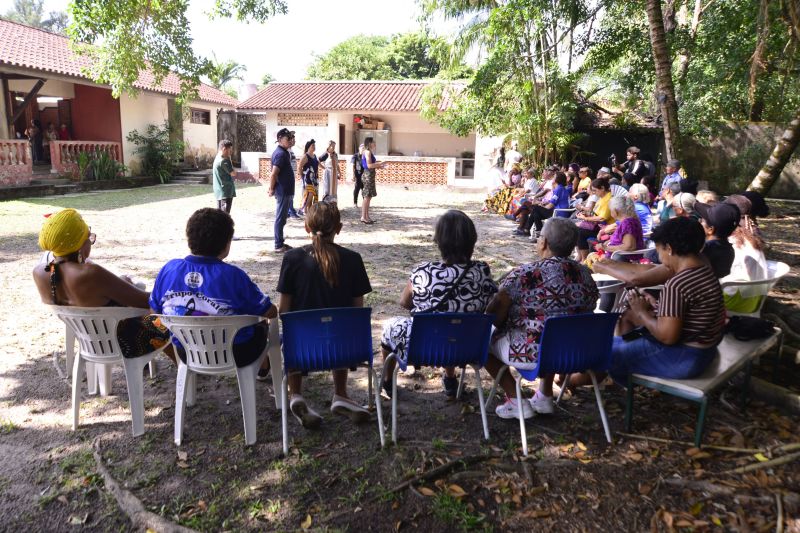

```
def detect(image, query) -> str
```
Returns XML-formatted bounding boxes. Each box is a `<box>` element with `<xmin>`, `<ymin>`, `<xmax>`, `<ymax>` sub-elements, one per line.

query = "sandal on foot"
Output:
<box><xmin>360</xmin><ymin>219</ymin><xmax>374</xmax><ymax>225</ymax></box>
<box><xmin>330</xmin><ymin>395</ymin><xmax>370</xmax><ymax>423</ymax></box>
<box><xmin>290</xmin><ymin>395</ymin><xmax>322</xmax><ymax>429</ymax></box>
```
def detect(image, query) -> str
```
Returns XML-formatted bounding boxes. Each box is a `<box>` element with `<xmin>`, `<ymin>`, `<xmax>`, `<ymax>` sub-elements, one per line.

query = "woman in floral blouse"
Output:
<box><xmin>485</xmin><ymin>217</ymin><xmax>599</xmax><ymax>420</ymax></box>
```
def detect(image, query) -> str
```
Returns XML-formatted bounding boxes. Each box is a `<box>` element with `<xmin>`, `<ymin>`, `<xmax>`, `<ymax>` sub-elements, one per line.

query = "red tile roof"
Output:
<box><xmin>0</xmin><ymin>19</ymin><xmax>238</xmax><ymax>107</ymax></box>
<box><xmin>238</xmin><ymin>81</ymin><xmax>459</xmax><ymax>111</ymax></box>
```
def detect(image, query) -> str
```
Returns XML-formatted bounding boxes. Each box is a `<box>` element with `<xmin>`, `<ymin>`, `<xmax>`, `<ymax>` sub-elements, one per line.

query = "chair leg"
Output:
<box><xmin>588</xmin><ymin>370</ymin><xmax>612</xmax><ymax>443</ymax></box>
<box><xmin>148</xmin><ymin>360</ymin><xmax>157</xmax><ymax>379</ymax></box>
<box><xmin>391</xmin><ymin>366</ymin><xmax>400</xmax><ymax>445</ymax></box>
<box><xmin>122</xmin><ymin>356</ymin><xmax>151</xmax><ymax>437</ymax></box>
<box><xmin>71</xmin><ymin>355</ymin><xmax>85</xmax><ymax>431</ymax></box>
<box><xmin>473</xmin><ymin>365</ymin><xmax>489</xmax><ymax>441</ymax></box>
<box><xmin>556</xmin><ymin>374</ymin><xmax>570</xmax><ymax>405</ymax></box>
<box><xmin>98</xmin><ymin>363</ymin><xmax>112</xmax><ymax>397</ymax></box>
<box><xmin>694</xmin><ymin>397</ymin><xmax>709</xmax><ymax>448</ymax></box>
<box><xmin>282</xmin><ymin>375</ymin><xmax>289</xmax><ymax>455</ymax></box>
<box><xmin>485</xmin><ymin>365</ymin><xmax>508</xmax><ymax>412</ymax></box>
<box><xmin>86</xmin><ymin>361</ymin><xmax>98</xmax><ymax>395</ymax></box>
<box><xmin>374</xmin><ymin>368</ymin><xmax>386</xmax><ymax>448</ymax></box>
<box><xmin>65</xmin><ymin>327</ymin><xmax>75</xmax><ymax>379</ymax></box>
<box><xmin>624</xmin><ymin>375</ymin><xmax>634</xmax><ymax>432</ymax></box>
<box><xmin>516</xmin><ymin>376</ymin><xmax>528</xmax><ymax>456</ymax></box>
<box><xmin>186</xmin><ymin>371</ymin><xmax>197</xmax><ymax>407</ymax></box>
<box><xmin>367</xmin><ymin>362</ymin><xmax>374</xmax><ymax>410</ymax></box>
<box><xmin>174</xmin><ymin>362</ymin><xmax>190</xmax><ymax>446</ymax></box>
<box><xmin>741</xmin><ymin>360</ymin><xmax>753</xmax><ymax>410</ymax></box>
<box><xmin>268</xmin><ymin>319</ymin><xmax>283</xmax><ymax>409</ymax></box>
<box><xmin>456</xmin><ymin>366</ymin><xmax>466</xmax><ymax>399</ymax></box>
<box><xmin>236</xmin><ymin>363</ymin><xmax>259</xmax><ymax>446</ymax></box>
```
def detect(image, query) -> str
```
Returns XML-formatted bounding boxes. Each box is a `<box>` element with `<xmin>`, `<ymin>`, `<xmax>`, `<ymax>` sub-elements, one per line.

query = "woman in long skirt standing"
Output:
<box><xmin>360</xmin><ymin>137</ymin><xmax>385</xmax><ymax>224</ymax></box>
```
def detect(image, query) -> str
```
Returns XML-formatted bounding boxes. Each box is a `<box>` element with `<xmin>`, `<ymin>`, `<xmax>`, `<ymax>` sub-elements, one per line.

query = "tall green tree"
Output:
<box><xmin>66</xmin><ymin>0</ymin><xmax>287</xmax><ymax>102</ymax></box>
<box><xmin>206</xmin><ymin>53</ymin><xmax>247</xmax><ymax>89</ymax></box>
<box><xmin>4</xmin><ymin>0</ymin><xmax>68</xmax><ymax>33</ymax></box>
<box><xmin>306</xmin><ymin>32</ymin><xmax>468</xmax><ymax>80</ymax></box>
<box><xmin>420</xmin><ymin>0</ymin><xmax>597</xmax><ymax>167</ymax></box>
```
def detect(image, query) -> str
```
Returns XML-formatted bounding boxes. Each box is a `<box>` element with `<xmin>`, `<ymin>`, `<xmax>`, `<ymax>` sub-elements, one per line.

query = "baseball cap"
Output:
<box><xmin>695</xmin><ymin>201</ymin><xmax>740</xmax><ymax>238</ymax></box>
<box><xmin>666</xmin><ymin>159</ymin><xmax>680</xmax><ymax>168</ymax></box>
<box><xmin>599</xmin><ymin>166</ymin><xmax>611</xmax><ymax>174</ymax></box>
<box><xmin>276</xmin><ymin>128</ymin><xmax>294</xmax><ymax>141</ymax></box>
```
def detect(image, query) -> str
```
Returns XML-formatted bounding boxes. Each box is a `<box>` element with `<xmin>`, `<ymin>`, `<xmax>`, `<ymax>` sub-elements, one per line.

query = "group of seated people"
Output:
<box><xmin>34</xmin><ymin>167</ymin><xmax>774</xmax><ymax>427</ymax></box>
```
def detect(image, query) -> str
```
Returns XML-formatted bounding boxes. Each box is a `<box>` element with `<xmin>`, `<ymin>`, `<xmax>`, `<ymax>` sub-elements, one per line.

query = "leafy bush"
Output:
<box><xmin>126</xmin><ymin>122</ymin><xmax>184</xmax><ymax>183</ymax></box>
<box><xmin>91</xmin><ymin>150</ymin><xmax>127</xmax><ymax>180</ymax></box>
<box><xmin>75</xmin><ymin>151</ymin><xmax>92</xmax><ymax>181</ymax></box>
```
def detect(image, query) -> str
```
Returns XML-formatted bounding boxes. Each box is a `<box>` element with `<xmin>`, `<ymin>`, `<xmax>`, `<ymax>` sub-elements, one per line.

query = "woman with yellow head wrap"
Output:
<box><xmin>33</xmin><ymin>209</ymin><xmax>172</xmax><ymax>361</ymax></box>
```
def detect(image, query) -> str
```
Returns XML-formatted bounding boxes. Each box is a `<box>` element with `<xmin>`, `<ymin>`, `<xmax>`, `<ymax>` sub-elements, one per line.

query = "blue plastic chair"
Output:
<box><xmin>280</xmin><ymin>307</ymin><xmax>376</xmax><ymax>454</ymax></box>
<box><xmin>378</xmin><ymin>313</ymin><xmax>495</xmax><ymax>446</ymax></box>
<box><xmin>486</xmin><ymin>312</ymin><xmax>619</xmax><ymax>455</ymax></box>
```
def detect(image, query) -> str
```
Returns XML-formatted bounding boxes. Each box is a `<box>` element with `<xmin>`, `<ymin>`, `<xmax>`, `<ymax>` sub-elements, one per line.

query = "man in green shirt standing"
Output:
<box><xmin>213</xmin><ymin>139</ymin><xmax>237</xmax><ymax>213</ymax></box>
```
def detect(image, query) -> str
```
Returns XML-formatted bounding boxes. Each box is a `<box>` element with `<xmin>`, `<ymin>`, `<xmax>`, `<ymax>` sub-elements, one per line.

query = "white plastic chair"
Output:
<box><xmin>721</xmin><ymin>260</ymin><xmax>790</xmax><ymax>318</ymax></box>
<box><xmin>62</xmin><ymin>325</ymin><xmax>155</xmax><ymax>387</ymax></box>
<box><xmin>156</xmin><ymin>315</ymin><xmax>270</xmax><ymax>446</ymax></box>
<box><xmin>554</xmin><ymin>208</ymin><xmax>576</xmax><ymax>218</ymax></box>
<box><xmin>49</xmin><ymin>306</ymin><xmax>169</xmax><ymax>436</ymax></box>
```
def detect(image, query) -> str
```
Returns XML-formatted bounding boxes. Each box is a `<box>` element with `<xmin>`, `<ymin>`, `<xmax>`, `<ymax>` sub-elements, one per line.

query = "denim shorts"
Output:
<box><xmin>608</xmin><ymin>333</ymin><xmax>716</xmax><ymax>383</ymax></box>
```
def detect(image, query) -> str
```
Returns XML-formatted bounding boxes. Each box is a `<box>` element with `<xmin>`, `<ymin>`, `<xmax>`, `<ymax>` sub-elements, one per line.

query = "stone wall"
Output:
<box><xmin>258</xmin><ymin>156</ymin><xmax>449</xmax><ymax>186</ymax></box>
<box><xmin>682</xmin><ymin>122</ymin><xmax>800</xmax><ymax>199</ymax></box>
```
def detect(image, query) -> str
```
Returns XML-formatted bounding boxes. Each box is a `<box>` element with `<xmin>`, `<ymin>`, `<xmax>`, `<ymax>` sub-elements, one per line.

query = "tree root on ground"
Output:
<box><xmin>92</xmin><ymin>438</ymin><xmax>197</xmax><ymax>533</ymax></box>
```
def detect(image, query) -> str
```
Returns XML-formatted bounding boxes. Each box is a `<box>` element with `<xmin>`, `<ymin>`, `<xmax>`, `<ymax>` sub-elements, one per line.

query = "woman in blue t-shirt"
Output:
<box><xmin>297</xmin><ymin>139</ymin><xmax>319</xmax><ymax>215</ymax></box>
<box><xmin>277</xmin><ymin>201</ymin><xmax>373</xmax><ymax>428</ymax></box>
<box><xmin>515</xmin><ymin>171</ymin><xmax>572</xmax><ymax>237</ymax></box>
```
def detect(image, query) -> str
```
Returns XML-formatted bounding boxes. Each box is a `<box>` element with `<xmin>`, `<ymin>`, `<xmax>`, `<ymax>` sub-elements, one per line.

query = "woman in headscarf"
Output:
<box><xmin>33</xmin><ymin>209</ymin><xmax>171</xmax><ymax>360</ymax></box>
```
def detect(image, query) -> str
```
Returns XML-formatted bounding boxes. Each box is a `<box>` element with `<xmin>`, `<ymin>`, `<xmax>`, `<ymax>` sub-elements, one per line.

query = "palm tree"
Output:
<box><xmin>206</xmin><ymin>52</ymin><xmax>247</xmax><ymax>89</ymax></box>
<box><xmin>645</xmin><ymin>0</ymin><xmax>682</xmax><ymax>161</ymax></box>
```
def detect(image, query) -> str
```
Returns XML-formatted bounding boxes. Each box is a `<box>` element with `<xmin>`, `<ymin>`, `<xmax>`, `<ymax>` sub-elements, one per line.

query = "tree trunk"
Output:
<box><xmin>645</xmin><ymin>0</ymin><xmax>682</xmax><ymax>161</ymax></box>
<box><xmin>747</xmin><ymin>108</ymin><xmax>800</xmax><ymax>195</ymax></box>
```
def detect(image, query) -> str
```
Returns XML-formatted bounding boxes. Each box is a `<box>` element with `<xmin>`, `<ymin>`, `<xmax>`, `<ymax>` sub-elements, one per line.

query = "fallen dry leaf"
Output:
<box><xmin>577</xmin><ymin>441</ymin><xmax>587</xmax><ymax>451</ymax></box>
<box><xmin>448</xmin><ymin>484</ymin><xmax>467</xmax><ymax>498</ymax></box>
<box><xmin>177</xmin><ymin>461</ymin><xmax>190</xmax><ymax>469</ymax></box>
<box><xmin>686</xmin><ymin>447</ymin><xmax>702</xmax><ymax>457</ymax></box>
<box><xmin>300</xmin><ymin>514</ymin><xmax>312</xmax><ymax>530</ymax></box>
<box><xmin>177</xmin><ymin>450</ymin><xmax>188</xmax><ymax>461</ymax></box>
<box><xmin>418</xmin><ymin>487</ymin><xmax>436</xmax><ymax>497</ymax></box>
<box><xmin>690</xmin><ymin>502</ymin><xmax>703</xmax><ymax>516</ymax></box>
<box><xmin>753</xmin><ymin>453</ymin><xmax>769</xmax><ymax>462</ymax></box>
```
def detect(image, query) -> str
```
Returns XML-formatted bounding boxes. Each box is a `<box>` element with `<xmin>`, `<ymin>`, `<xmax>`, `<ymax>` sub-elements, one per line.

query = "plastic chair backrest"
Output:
<box><xmin>280</xmin><ymin>307</ymin><xmax>373</xmax><ymax>372</ymax></box>
<box><xmin>404</xmin><ymin>313</ymin><xmax>495</xmax><ymax>371</ymax></box>
<box><xmin>720</xmin><ymin>260</ymin><xmax>789</xmax><ymax>316</ymax></box>
<box><xmin>157</xmin><ymin>314</ymin><xmax>263</xmax><ymax>372</ymax></box>
<box><xmin>536</xmin><ymin>313</ymin><xmax>620</xmax><ymax>376</ymax></box>
<box><xmin>50</xmin><ymin>306</ymin><xmax>149</xmax><ymax>363</ymax></box>
<box><xmin>554</xmin><ymin>208</ymin><xmax>576</xmax><ymax>218</ymax></box>
<box><xmin>610</xmin><ymin>248</ymin><xmax>654</xmax><ymax>263</ymax></box>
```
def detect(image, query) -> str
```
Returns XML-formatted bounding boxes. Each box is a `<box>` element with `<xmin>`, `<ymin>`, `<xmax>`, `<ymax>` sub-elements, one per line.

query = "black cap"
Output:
<box><xmin>276</xmin><ymin>128</ymin><xmax>294</xmax><ymax>141</ymax></box>
<box><xmin>695</xmin><ymin>201</ymin><xmax>740</xmax><ymax>238</ymax></box>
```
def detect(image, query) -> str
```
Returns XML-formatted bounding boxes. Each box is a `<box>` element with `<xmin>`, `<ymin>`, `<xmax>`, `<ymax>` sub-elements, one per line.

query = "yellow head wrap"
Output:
<box><xmin>38</xmin><ymin>208</ymin><xmax>90</xmax><ymax>256</ymax></box>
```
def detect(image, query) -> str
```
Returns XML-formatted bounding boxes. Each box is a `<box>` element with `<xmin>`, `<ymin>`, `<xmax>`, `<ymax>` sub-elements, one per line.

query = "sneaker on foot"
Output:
<box><xmin>289</xmin><ymin>395</ymin><xmax>322</xmax><ymax>429</ymax></box>
<box><xmin>512</xmin><ymin>229</ymin><xmax>528</xmax><ymax>236</ymax></box>
<box><xmin>443</xmin><ymin>375</ymin><xmax>459</xmax><ymax>397</ymax></box>
<box><xmin>529</xmin><ymin>391</ymin><xmax>554</xmax><ymax>414</ymax></box>
<box><xmin>274</xmin><ymin>244</ymin><xmax>293</xmax><ymax>253</ymax></box>
<box><xmin>330</xmin><ymin>395</ymin><xmax>370</xmax><ymax>423</ymax></box>
<box><xmin>256</xmin><ymin>368</ymin><xmax>270</xmax><ymax>382</ymax></box>
<box><xmin>495</xmin><ymin>397</ymin><xmax>534</xmax><ymax>419</ymax></box>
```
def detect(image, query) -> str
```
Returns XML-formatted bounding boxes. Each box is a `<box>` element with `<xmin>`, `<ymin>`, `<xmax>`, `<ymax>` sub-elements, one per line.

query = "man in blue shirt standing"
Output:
<box><xmin>268</xmin><ymin>128</ymin><xmax>296</xmax><ymax>253</ymax></box>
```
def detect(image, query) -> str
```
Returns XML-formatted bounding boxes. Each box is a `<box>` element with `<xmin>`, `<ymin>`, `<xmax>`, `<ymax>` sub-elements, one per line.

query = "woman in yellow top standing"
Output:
<box><xmin>575</xmin><ymin>178</ymin><xmax>614</xmax><ymax>260</ymax></box>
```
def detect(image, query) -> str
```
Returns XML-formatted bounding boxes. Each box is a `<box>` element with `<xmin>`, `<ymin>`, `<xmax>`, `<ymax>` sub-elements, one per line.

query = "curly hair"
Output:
<box><xmin>650</xmin><ymin>216</ymin><xmax>705</xmax><ymax>256</ymax></box>
<box><xmin>185</xmin><ymin>208</ymin><xmax>234</xmax><ymax>257</ymax></box>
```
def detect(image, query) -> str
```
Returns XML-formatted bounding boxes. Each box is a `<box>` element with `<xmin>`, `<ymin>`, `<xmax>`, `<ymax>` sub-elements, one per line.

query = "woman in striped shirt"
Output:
<box><xmin>607</xmin><ymin>216</ymin><xmax>724</xmax><ymax>382</ymax></box>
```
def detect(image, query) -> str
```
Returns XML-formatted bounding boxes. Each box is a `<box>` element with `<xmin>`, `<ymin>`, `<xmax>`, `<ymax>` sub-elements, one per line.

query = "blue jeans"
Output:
<box><xmin>287</xmin><ymin>194</ymin><xmax>297</xmax><ymax>217</ymax></box>
<box><xmin>274</xmin><ymin>192</ymin><xmax>291</xmax><ymax>249</ymax></box>
<box><xmin>609</xmin><ymin>333</ymin><xmax>716</xmax><ymax>383</ymax></box>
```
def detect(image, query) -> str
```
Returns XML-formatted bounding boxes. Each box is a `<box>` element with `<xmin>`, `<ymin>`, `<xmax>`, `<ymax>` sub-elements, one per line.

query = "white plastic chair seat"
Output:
<box><xmin>49</xmin><ymin>305</ymin><xmax>169</xmax><ymax>437</ymax></box>
<box><xmin>720</xmin><ymin>260</ymin><xmax>789</xmax><ymax>317</ymax></box>
<box><xmin>156</xmin><ymin>314</ymin><xmax>272</xmax><ymax>446</ymax></box>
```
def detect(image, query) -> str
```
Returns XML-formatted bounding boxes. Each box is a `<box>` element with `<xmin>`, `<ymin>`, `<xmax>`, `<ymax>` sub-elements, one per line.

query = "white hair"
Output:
<box><xmin>541</xmin><ymin>217</ymin><xmax>579</xmax><ymax>257</ymax></box>
<box><xmin>672</xmin><ymin>192</ymin><xmax>696</xmax><ymax>214</ymax></box>
<box><xmin>610</xmin><ymin>195</ymin><xmax>637</xmax><ymax>218</ymax></box>
<box><xmin>628</xmin><ymin>183</ymin><xmax>650</xmax><ymax>203</ymax></box>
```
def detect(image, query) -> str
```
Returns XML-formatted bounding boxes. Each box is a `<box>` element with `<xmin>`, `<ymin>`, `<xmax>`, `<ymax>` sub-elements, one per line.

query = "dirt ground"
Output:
<box><xmin>0</xmin><ymin>183</ymin><xmax>798</xmax><ymax>532</ymax></box>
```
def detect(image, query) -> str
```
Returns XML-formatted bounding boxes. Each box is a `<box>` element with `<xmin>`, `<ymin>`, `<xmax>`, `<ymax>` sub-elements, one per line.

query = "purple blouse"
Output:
<box><xmin>608</xmin><ymin>216</ymin><xmax>644</xmax><ymax>249</ymax></box>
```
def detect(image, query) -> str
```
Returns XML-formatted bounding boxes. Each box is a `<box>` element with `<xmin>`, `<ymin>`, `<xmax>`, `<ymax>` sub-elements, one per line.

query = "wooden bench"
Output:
<box><xmin>624</xmin><ymin>328</ymin><xmax>783</xmax><ymax>447</ymax></box>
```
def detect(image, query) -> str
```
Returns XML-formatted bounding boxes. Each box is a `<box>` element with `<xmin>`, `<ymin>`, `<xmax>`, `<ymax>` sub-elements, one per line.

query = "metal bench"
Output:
<box><xmin>624</xmin><ymin>327</ymin><xmax>783</xmax><ymax>447</ymax></box>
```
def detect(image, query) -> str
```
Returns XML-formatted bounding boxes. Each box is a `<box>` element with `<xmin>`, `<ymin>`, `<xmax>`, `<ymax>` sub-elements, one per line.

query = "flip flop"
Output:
<box><xmin>330</xmin><ymin>395</ymin><xmax>370</xmax><ymax>423</ymax></box>
<box><xmin>360</xmin><ymin>219</ymin><xmax>374</xmax><ymax>225</ymax></box>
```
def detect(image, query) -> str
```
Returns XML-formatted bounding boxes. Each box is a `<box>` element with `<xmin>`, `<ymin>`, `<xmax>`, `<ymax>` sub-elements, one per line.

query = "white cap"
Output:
<box><xmin>599</xmin><ymin>167</ymin><xmax>611</xmax><ymax>174</ymax></box>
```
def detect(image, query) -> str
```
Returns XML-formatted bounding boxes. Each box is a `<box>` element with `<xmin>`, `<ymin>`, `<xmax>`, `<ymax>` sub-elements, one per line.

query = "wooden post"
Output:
<box><xmin>10</xmin><ymin>79</ymin><xmax>46</xmax><ymax>126</ymax></box>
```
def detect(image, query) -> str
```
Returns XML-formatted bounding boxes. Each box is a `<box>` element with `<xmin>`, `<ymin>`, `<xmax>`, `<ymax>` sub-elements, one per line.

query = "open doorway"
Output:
<box><xmin>339</xmin><ymin>124</ymin><xmax>345</xmax><ymax>153</ymax></box>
